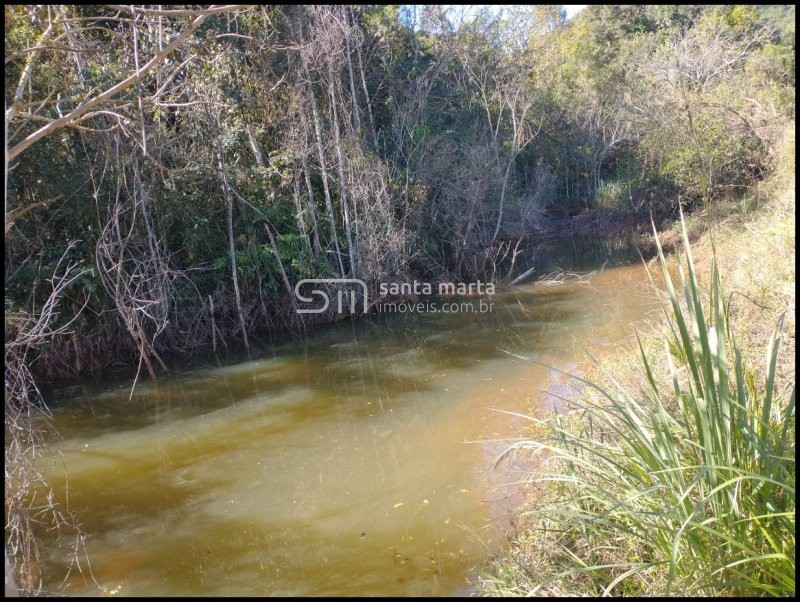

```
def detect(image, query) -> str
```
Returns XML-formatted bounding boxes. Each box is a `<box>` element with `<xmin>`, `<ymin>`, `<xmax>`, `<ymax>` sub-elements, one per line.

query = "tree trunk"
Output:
<box><xmin>263</xmin><ymin>221</ymin><xmax>300</xmax><ymax>316</ymax></box>
<box><xmin>291</xmin><ymin>172</ymin><xmax>313</xmax><ymax>257</ymax></box>
<box><xmin>326</xmin><ymin>63</ymin><xmax>357</xmax><ymax>277</ymax></box>
<box><xmin>246</xmin><ymin>124</ymin><xmax>266</xmax><ymax>169</ymax></box>
<box><xmin>217</xmin><ymin>146</ymin><xmax>249</xmax><ymax>349</ymax></box>
<box><xmin>305</xmin><ymin>79</ymin><xmax>346</xmax><ymax>277</ymax></box>
<box><xmin>492</xmin><ymin>157</ymin><xmax>515</xmax><ymax>242</ymax></box>
<box><xmin>352</xmin><ymin>8</ymin><xmax>378</xmax><ymax>147</ymax></box>
<box><xmin>300</xmin><ymin>155</ymin><xmax>321</xmax><ymax>255</ymax></box>
<box><xmin>343</xmin><ymin>27</ymin><xmax>361</xmax><ymax>134</ymax></box>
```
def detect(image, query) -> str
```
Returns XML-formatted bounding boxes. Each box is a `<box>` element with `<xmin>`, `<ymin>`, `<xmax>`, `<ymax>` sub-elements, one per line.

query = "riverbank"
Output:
<box><xmin>527</xmin><ymin>207</ymin><xmax>669</xmax><ymax>242</ymax></box>
<box><xmin>28</xmin><ymin>215</ymin><xmax>674</xmax><ymax>389</ymax></box>
<box><xmin>478</xmin><ymin>140</ymin><xmax>796</xmax><ymax>595</ymax></box>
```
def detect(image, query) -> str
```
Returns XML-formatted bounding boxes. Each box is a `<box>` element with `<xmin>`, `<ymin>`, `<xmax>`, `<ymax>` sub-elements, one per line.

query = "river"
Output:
<box><xmin>37</xmin><ymin>237</ymin><xmax>660</xmax><ymax>596</ymax></box>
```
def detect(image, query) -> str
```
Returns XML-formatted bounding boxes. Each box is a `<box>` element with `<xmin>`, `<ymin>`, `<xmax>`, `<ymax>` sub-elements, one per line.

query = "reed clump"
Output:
<box><xmin>481</xmin><ymin>205</ymin><xmax>795</xmax><ymax>596</ymax></box>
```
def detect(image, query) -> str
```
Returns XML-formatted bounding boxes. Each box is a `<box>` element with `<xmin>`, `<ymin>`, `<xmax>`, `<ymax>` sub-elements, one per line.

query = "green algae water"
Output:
<box><xmin>36</xmin><ymin>238</ymin><xmax>660</xmax><ymax>596</ymax></box>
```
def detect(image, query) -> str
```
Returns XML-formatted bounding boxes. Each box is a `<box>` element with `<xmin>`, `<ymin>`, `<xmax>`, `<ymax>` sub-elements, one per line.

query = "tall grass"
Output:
<box><xmin>495</xmin><ymin>210</ymin><xmax>795</xmax><ymax>596</ymax></box>
<box><xmin>594</xmin><ymin>178</ymin><xmax>640</xmax><ymax>213</ymax></box>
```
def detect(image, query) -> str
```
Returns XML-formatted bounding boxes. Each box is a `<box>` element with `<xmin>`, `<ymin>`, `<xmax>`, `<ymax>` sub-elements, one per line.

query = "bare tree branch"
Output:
<box><xmin>104</xmin><ymin>5</ymin><xmax>247</xmax><ymax>17</ymax></box>
<box><xmin>7</xmin><ymin>5</ymin><xmax>243</xmax><ymax>161</ymax></box>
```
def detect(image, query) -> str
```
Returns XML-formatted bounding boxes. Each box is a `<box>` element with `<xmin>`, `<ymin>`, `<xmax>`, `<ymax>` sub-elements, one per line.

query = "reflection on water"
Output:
<box><xmin>38</xmin><ymin>237</ymin><xmax>660</xmax><ymax>596</ymax></box>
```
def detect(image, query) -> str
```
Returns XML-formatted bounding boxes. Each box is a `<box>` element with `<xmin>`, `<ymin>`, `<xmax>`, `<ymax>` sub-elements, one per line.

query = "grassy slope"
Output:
<box><xmin>479</xmin><ymin>128</ymin><xmax>795</xmax><ymax>596</ymax></box>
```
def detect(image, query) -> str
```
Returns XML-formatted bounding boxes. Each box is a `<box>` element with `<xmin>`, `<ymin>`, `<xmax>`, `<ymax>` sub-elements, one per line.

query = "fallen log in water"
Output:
<box><xmin>510</xmin><ymin>266</ymin><xmax>536</xmax><ymax>286</ymax></box>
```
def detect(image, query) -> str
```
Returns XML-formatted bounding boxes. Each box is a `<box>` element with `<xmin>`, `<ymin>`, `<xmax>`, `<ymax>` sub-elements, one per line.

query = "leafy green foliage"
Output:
<box><xmin>3</xmin><ymin>4</ymin><xmax>794</xmax><ymax>373</ymax></box>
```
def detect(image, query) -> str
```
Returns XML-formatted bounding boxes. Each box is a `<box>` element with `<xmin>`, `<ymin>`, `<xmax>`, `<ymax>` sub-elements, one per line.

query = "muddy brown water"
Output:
<box><xmin>36</xmin><ymin>237</ymin><xmax>661</xmax><ymax>596</ymax></box>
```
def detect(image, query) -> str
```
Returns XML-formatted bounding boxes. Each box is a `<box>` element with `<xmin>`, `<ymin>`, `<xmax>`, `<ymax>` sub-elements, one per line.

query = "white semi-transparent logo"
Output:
<box><xmin>294</xmin><ymin>279</ymin><xmax>369</xmax><ymax>314</ymax></box>
<box><xmin>294</xmin><ymin>279</ymin><xmax>495</xmax><ymax>315</ymax></box>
